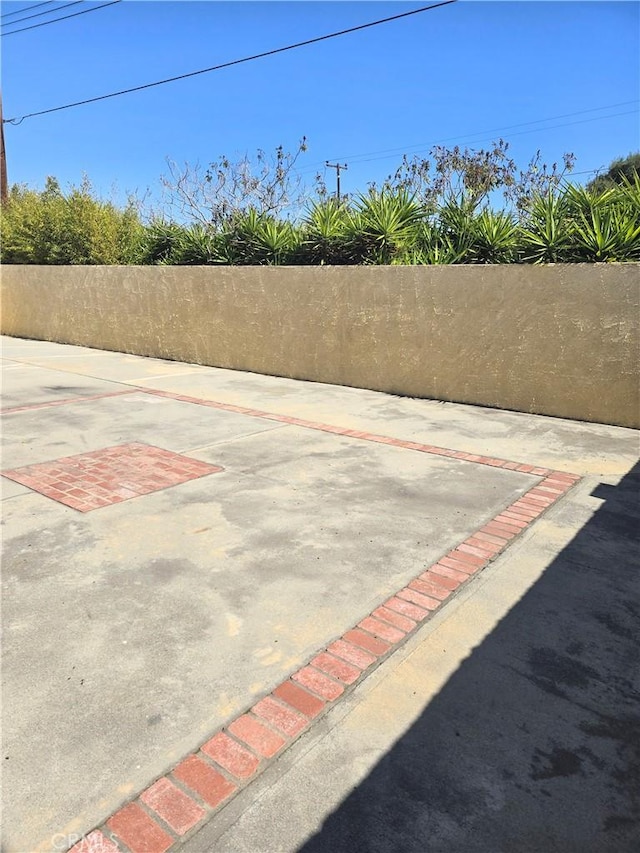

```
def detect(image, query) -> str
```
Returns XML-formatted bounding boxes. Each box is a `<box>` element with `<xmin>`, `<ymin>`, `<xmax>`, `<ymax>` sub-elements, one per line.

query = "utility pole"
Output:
<box><xmin>0</xmin><ymin>93</ymin><xmax>7</xmax><ymax>204</ymax></box>
<box><xmin>325</xmin><ymin>161</ymin><xmax>347</xmax><ymax>202</ymax></box>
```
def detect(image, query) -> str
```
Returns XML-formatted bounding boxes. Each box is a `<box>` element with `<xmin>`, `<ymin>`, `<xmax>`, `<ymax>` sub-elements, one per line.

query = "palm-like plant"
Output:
<box><xmin>436</xmin><ymin>194</ymin><xmax>479</xmax><ymax>263</ymax></box>
<box><xmin>252</xmin><ymin>217</ymin><xmax>302</xmax><ymax>265</ymax></box>
<box><xmin>173</xmin><ymin>224</ymin><xmax>219</xmax><ymax>264</ymax></box>
<box><xmin>401</xmin><ymin>220</ymin><xmax>468</xmax><ymax>265</ymax></box>
<box><xmin>139</xmin><ymin>220</ymin><xmax>188</xmax><ymax>264</ymax></box>
<box><xmin>300</xmin><ymin>198</ymin><xmax>354</xmax><ymax>264</ymax></box>
<box><xmin>472</xmin><ymin>209</ymin><xmax>521</xmax><ymax>263</ymax></box>
<box><xmin>520</xmin><ymin>189</ymin><xmax>574</xmax><ymax>263</ymax></box>
<box><xmin>572</xmin><ymin>203</ymin><xmax>640</xmax><ymax>262</ymax></box>
<box><xmin>216</xmin><ymin>209</ymin><xmax>301</xmax><ymax>265</ymax></box>
<box><xmin>352</xmin><ymin>188</ymin><xmax>425</xmax><ymax>264</ymax></box>
<box><xmin>616</xmin><ymin>171</ymin><xmax>640</xmax><ymax>215</ymax></box>
<box><xmin>562</xmin><ymin>182</ymin><xmax>640</xmax><ymax>262</ymax></box>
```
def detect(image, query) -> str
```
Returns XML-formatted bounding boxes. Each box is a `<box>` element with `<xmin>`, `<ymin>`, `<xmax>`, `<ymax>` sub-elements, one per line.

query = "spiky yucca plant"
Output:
<box><xmin>352</xmin><ymin>189</ymin><xmax>425</xmax><ymax>264</ymax></box>
<box><xmin>211</xmin><ymin>209</ymin><xmax>301</xmax><ymax>265</ymax></box>
<box><xmin>299</xmin><ymin>198</ymin><xmax>354</xmax><ymax>264</ymax></box>
<box><xmin>520</xmin><ymin>189</ymin><xmax>574</xmax><ymax>263</ymax></box>
<box><xmin>435</xmin><ymin>195</ymin><xmax>478</xmax><ymax>263</ymax></box>
<box><xmin>564</xmin><ymin>181</ymin><xmax>640</xmax><ymax>262</ymax></box>
<box><xmin>251</xmin><ymin>217</ymin><xmax>302</xmax><ymax>265</ymax></box>
<box><xmin>472</xmin><ymin>209</ymin><xmax>521</xmax><ymax>263</ymax></box>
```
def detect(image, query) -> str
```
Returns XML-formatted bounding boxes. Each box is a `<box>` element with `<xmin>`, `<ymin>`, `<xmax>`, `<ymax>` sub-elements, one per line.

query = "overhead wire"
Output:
<box><xmin>294</xmin><ymin>105</ymin><xmax>640</xmax><ymax>177</ymax></box>
<box><xmin>309</xmin><ymin>100</ymin><xmax>640</xmax><ymax>172</ymax></box>
<box><xmin>1</xmin><ymin>0</ymin><xmax>121</xmax><ymax>37</ymax></box>
<box><xmin>351</xmin><ymin>111</ymin><xmax>639</xmax><ymax>165</ymax></box>
<box><xmin>3</xmin><ymin>0</ymin><xmax>457</xmax><ymax>122</ymax></box>
<box><xmin>1</xmin><ymin>1</ymin><xmax>83</xmax><ymax>28</ymax></box>
<box><xmin>1</xmin><ymin>1</ymin><xmax>54</xmax><ymax>19</ymax></box>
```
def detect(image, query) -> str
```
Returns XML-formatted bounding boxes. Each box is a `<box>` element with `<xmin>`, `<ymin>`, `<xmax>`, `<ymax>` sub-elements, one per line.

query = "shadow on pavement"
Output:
<box><xmin>298</xmin><ymin>462</ymin><xmax>640</xmax><ymax>853</ymax></box>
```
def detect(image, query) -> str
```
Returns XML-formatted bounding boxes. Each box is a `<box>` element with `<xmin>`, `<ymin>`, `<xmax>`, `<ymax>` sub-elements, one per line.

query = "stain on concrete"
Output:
<box><xmin>144</xmin><ymin>558</ymin><xmax>194</xmax><ymax>584</ymax></box>
<box><xmin>4</xmin><ymin>522</ymin><xmax>97</xmax><ymax>582</ymax></box>
<box><xmin>603</xmin><ymin>815</ymin><xmax>638</xmax><ymax>834</ymax></box>
<box><xmin>578</xmin><ymin>712</ymin><xmax>640</xmax><ymax>840</ymax></box>
<box><xmin>591</xmin><ymin>610</ymin><xmax>634</xmax><ymax>640</ymax></box>
<box><xmin>580</xmin><ymin>713</ymin><xmax>640</xmax><ymax>746</ymax></box>
<box><xmin>44</xmin><ymin>386</ymin><xmax>91</xmax><ymax>395</ymax></box>
<box><xmin>527</xmin><ymin>646</ymin><xmax>600</xmax><ymax>695</ymax></box>
<box><xmin>530</xmin><ymin>746</ymin><xmax>584</xmax><ymax>780</ymax></box>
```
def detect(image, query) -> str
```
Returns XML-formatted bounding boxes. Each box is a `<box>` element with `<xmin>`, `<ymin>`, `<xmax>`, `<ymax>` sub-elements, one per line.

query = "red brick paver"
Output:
<box><xmin>343</xmin><ymin>628</ymin><xmax>392</xmax><ymax>656</ymax></box>
<box><xmin>372</xmin><ymin>606</ymin><xmax>418</xmax><ymax>633</ymax></box>
<box><xmin>252</xmin><ymin>696</ymin><xmax>309</xmax><ymax>737</ymax></box>
<box><xmin>310</xmin><ymin>652</ymin><xmax>362</xmax><ymax>685</ymax></box>
<box><xmin>358</xmin><ymin>615</ymin><xmax>407</xmax><ymax>643</ymax></box>
<box><xmin>172</xmin><ymin>755</ymin><xmax>236</xmax><ymax>808</ymax></box>
<box><xmin>228</xmin><ymin>715</ymin><xmax>286</xmax><ymax>758</ymax></box>
<box><xmin>273</xmin><ymin>681</ymin><xmax>326</xmax><ymax>718</ymax></box>
<box><xmin>1</xmin><ymin>389</ymin><xmax>137</xmax><ymax>415</ymax></box>
<box><xmin>202</xmin><ymin>732</ymin><xmax>260</xmax><ymax>780</ymax></box>
<box><xmin>1</xmin><ymin>443</ymin><xmax>222</xmax><ymax>512</ymax></box>
<box><xmin>327</xmin><ymin>638</ymin><xmax>378</xmax><ymax>670</ymax></box>
<box><xmin>107</xmin><ymin>803</ymin><xmax>173</xmax><ymax>853</ymax></box>
<box><xmin>293</xmin><ymin>666</ymin><xmax>345</xmax><ymax>701</ymax></box>
<box><xmin>140</xmin><ymin>778</ymin><xmax>205</xmax><ymax>836</ymax></box>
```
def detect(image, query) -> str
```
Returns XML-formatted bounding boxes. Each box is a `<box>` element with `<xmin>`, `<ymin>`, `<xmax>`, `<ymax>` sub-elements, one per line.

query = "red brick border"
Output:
<box><xmin>8</xmin><ymin>386</ymin><xmax>580</xmax><ymax>852</ymax></box>
<box><xmin>140</xmin><ymin>389</ymin><xmax>557</xmax><ymax>475</ymax></box>
<box><xmin>0</xmin><ymin>389</ymin><xmax>137</xmax><ymax>415</ymax></box>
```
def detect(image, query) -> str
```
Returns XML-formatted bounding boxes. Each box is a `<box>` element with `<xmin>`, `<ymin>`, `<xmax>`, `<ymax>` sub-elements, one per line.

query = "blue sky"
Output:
<box><xmin>2</xmin><ymin>0</ymin><xmax>639</xmax><ymax>213</ymax></box>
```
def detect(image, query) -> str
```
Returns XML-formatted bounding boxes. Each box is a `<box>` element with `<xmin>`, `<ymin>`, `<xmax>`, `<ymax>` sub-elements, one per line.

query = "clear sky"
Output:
<box><xmin>2</xmin><ymin>0</ymin><xmax>639</xmax><ymax>213</ymax></box>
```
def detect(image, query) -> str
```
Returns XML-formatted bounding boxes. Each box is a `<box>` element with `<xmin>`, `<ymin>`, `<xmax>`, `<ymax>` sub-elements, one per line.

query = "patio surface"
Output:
<box><xmin>1</xmin><ymin>335</ymin><xmax>638</xmax><ymax>853</ymax></box>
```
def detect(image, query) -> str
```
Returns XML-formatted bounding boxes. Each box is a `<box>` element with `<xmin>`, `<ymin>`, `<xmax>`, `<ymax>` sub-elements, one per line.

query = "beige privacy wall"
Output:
<box><xmin>1</xmin><ymin>264</ymin><xmax>639</xmax><ymax>428</ymax></box>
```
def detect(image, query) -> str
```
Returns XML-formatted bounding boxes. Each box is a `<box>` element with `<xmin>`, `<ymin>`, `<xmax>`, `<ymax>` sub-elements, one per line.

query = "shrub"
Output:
<box><xmin>1</xmin><ymin>177</ymin><xmax>143</xmax><ymax>265</ymax></box>
<box><xmin>2</xmin><ymin>173</ymin><xmax>638</xmax><ymax>266</ymax></box>
<box><xmin>298</xmin><ymin>198</ymin><xmax>354</xmax><ymax>265</ymax></box>
<box><xmin>351</xmin><ymin>189</ymin><xmax>425</xmax><ymax>264</ymax></box>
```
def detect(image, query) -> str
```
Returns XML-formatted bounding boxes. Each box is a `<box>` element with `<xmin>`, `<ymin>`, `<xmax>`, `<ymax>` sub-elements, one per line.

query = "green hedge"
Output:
<box><xmin>0</xmin><ymin>177</ymin><xmax>143</xmax><ymax>265</ymax></box>
<box><xmin>2</xmin><ymin>178</ymin><xmax>639</xmax><ymax>266</ymax></box>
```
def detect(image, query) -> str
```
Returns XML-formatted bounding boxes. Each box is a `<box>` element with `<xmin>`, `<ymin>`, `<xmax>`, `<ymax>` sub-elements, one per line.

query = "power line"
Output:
<box><xmin>295</xmin><ymin>105</ymin><xmax>640</xmax><ymax>177</ymax></box>
<box><xmin>1</xmin><ymin>0</ymin><xmax>121</xmax><ymax>37</ymax></box>
<box><xmin>1</xmin><ymin>1</ymin><xmax>54</xmax><ymax>19</ymax></box>
<box><xmin>3</xmin><ymin>0</ymin><xmax>457</xmax><ymax>123</ymax></box>
<box><xmin>297</xmin><ymin>101</ymin><xmax>640</xmax><ymax>174</ymax></box>
<box><xmin>354</xmin><ymin>111</ymin><xmax>640</xmax><ymax>166</ymax></box>
<box><xmin>1</xmin><ymin>1</ymin><xmax>83</xmax><ymax>28</ymax></box>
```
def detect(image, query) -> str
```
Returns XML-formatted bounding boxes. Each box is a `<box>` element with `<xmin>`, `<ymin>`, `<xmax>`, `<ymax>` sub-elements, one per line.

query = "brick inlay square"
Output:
<box><xmin>1</xmin><ymin>443</ymin><xmax>222</xmax><ymax>512</ymax></box>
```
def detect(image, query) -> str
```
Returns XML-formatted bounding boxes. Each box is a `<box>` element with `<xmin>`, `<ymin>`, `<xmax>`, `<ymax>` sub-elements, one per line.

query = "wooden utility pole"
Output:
<box><xmin>325</xmin><ymin>161</ymin><xmax>347</xmax><ymax>202</ymax></box>
<box><xmin>0</xmin><ymin>93</ymin><xmax>8</xmax><ymax>204</ymax></box>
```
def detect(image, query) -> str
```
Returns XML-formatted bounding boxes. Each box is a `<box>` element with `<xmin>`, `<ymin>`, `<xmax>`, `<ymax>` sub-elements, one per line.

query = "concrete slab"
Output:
<box><xmin>2</xmin><ymin>393</ymin><xmax>285</xmax><ymax>469</ymax></box>
<box><xmin>185</xmin><ymin>466</ymin><xmax>639</xmax><ymax>853</ymax></box>
<box><xmin>3</xmin><ymin>335</ymin><xmax>637</xmax><ymax>478</ymax></box>
<box><xmin>1</xmin><ymin>335</ymin><xmax>638</xmax><ymax>853</ymax></box>
<box><xmin>1</xmin><ymin>361</ymin><xmax>123</xmax><ymax>409</ymax></box>
<box><xmin>2</xmin><ymin>434</ymin><xmax>532</xmax><ymax>848</ymax></box>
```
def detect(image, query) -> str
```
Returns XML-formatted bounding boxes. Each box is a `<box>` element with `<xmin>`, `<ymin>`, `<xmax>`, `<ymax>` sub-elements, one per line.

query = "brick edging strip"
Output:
<box><xmin>0</xmin><ymin>389</ymin><xmax>137</xmax><ymax>415</ymax></box>
<box><xmin>141</xmin><ymin>390</ymin><xmax>558</xmax><ymax>474</ymax></box>
<box><xmin>52</xmin><ymin>389</ymin><xmax>582</xmax><ymax>852</ymax></box>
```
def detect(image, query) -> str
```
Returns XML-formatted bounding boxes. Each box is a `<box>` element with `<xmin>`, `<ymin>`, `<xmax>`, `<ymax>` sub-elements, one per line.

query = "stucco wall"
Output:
<box><xmin>1</xmin><ymin>264</ymin><xmax>638</xmax><ymax>428</ymax></box>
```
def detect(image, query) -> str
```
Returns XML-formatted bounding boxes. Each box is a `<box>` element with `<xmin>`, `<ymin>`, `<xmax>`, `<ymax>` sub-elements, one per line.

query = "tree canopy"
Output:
<box><xmin>587</xmin><ymin>153</ymin><xmax>640</xmax><ymax>193</ymax></box>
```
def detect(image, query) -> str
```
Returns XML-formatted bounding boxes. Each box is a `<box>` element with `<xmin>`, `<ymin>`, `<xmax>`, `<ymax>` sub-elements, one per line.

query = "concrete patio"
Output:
<box><xmin>1</xmin><ymin>335</ymin><xmax>638</xmax><ymax>853</ymax></box>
